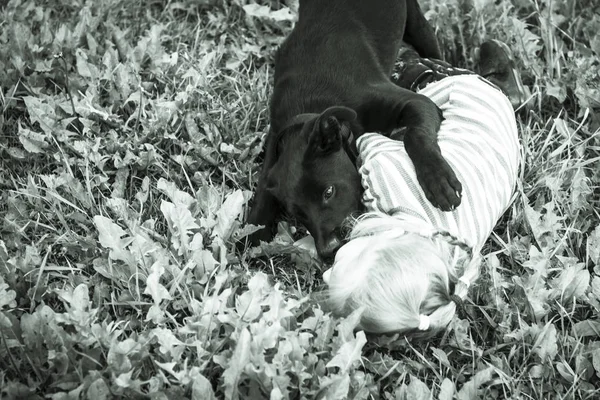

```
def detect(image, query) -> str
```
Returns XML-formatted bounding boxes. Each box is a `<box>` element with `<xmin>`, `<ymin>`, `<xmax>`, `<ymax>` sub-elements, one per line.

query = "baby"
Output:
<box><xmin>322</xmin><ymin>41</ymin><xmax>523</xmax><ymax>336</ymax></box>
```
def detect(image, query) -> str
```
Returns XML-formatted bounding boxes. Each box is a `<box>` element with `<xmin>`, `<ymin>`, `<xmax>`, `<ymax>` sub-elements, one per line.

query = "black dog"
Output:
<box><xmin>245</xmin><ymin>0</ymin><xmax>462</xmax><ymax>259</ymax></box>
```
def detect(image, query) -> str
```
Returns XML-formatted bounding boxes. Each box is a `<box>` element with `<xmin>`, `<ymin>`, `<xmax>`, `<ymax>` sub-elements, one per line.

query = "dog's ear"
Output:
<box><xmin>308</xmin><ymin>106</ymin><xmax>357</xmax><ymax>154</ymax></box>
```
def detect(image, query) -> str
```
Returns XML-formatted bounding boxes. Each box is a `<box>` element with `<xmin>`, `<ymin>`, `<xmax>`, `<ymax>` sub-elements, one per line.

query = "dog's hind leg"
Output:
<box><xmin>403</xmin><ymin>0</ymin><xmax>442</xmax><ymax>59</ymax></box>
<box><xmin>392</xmin><ymin>47</ymin><xmax>474</xmax><ymax>91</ymax></box>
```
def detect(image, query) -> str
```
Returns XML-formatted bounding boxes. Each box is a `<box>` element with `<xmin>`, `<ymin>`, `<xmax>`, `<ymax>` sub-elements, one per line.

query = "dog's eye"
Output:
<box><xmin>323</xmin><ymin>186</ymin><xmax>335</xmax><ymax>201</ymax></box>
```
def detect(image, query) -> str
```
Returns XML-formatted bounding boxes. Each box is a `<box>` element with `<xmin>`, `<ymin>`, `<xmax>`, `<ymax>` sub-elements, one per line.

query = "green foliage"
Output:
<box><xmin>0</xmin><ymin>0</ymin><xmax>599</xmax><ymax>398</ymax></box>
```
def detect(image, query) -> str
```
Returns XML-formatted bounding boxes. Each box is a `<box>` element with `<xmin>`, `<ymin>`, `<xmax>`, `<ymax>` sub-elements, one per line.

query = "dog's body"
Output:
<box><xmin>246</xmin><ymin>0</ymin><xmax>462</xmax><ymax>259</ymax></box>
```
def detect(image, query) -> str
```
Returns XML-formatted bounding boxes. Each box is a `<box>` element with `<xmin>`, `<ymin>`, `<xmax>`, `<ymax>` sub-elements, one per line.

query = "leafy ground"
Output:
<box><xmin>1</xmin><ymin>0</ymin><xmax>600</xmax><ymax>398</ymax></box>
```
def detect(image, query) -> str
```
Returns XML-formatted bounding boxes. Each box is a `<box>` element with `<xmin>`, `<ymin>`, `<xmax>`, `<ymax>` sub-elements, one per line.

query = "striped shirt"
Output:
<box><xmin>357</xmin><ymin>75</ymin><xmax>520</xmax><ymax>252</ymax></box>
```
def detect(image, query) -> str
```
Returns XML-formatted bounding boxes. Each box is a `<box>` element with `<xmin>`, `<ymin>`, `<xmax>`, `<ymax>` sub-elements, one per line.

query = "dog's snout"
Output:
<box><xmin>318</xmin><ymin>234</ymin><xmax>343</xmax><ymax>261</ymax></box>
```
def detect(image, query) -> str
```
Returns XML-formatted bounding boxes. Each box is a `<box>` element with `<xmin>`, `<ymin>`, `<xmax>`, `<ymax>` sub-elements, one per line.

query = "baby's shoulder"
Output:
<box><xmin>357</xmin><ymin>132</ymin><xmax>406</xmax><ymax>161</ymax></box>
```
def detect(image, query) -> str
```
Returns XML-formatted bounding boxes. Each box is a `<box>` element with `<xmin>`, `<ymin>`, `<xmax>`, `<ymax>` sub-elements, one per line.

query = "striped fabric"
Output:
<box><xmin>357</xmin><ymin>75</ymin><xmax>521</xmax><ymax>252</ymax></box>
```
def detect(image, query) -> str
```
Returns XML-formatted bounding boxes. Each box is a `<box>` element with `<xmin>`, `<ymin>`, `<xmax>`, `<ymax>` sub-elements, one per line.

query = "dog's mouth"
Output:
<box><xmin>319</xmin><ymin>221</ymin><xmax>357</xmax><ymax>265</ymax></box>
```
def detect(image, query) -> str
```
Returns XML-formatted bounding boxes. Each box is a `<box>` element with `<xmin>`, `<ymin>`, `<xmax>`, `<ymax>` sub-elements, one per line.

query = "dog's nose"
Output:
<box><xmin>318</xmin><ymin>236</ymin><xmax>343</xmax><ymax>261</ymax></box>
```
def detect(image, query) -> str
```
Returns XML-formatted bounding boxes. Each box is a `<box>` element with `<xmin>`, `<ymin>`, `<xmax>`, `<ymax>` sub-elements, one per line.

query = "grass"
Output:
<box><xmin>0</xmin><ymin>0</ymin><xmax>599</xmax><ymax>398</ymax></box>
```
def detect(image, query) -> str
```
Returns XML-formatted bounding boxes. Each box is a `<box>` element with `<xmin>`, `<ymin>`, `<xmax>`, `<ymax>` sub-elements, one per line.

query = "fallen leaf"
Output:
<box><xmin>0</xmin><ymin>277</ymin><xmax>17</xmax><ymax>310</ymax></box>
<box><xmin>222</xmin><ymin>327</ymin><xmax>252</xmax><ymax>400</ymax></box>
<box><xmin>431</xmin><ymin>347</ymin><xmax>450</xmax><ymax>368</ymax></box>
<box><xmin>532</xmin><ymin>323</ymin><xmax>558</xmax><ymax>363</ymax></box>
<box><xmin>555</xmin><ymin>361</ymin><xmax>575</xmax><ymax>383</ymax></box>
<box><xmin>242</xmin><ymin>4</ymin><xmax>296</xmax><ymax>22</ymax></box>
<box><xmin>157</xmin><ymin>178</ymin><xmax>196</xmax><ymax>208</ymax></box>
<box><xmin>192</xmin><ymin>373</ymin><xmax>216</xmax><ymax>400</ymax></box>
<box><xmin>592</xmin><ymin>348</ymin><xmax>600</xmax><ymax>377</ymax></box>
<box><xmin>56</xmin><ymin>283</ymin><xmax>92</xmax><ymax>324</ymax></box>
<box><xmin>76</xmin><ymin>48</ymin><xmax>98</xmax><ymax>78</ymax></box>
<box><xmin>456</xmin><ymin>367</ymin><xmax>494</xmax><ymax>400</ymax></box>
<box><xmin>572</xmin><ymin>320</ymin><xmax>600</xmax><ymax>337</ymax></box>
<box><xmin>547</xmin><ymin>81</ymin><xmax>567</xmax><ymax>103</ymax></box>
<box><xmin>152</xmin><ymin>328</ymin><xmax>185</xmax><ymax>359</ymax></box>
<box><xmin>213</xmin><ymin>190</ymin><xmax>248</xmax><ymax>242</ymax></box>
<box><xmin>523</xmin><ymin>200</ymin><xmax>563</xmax><ymax>249</ymax></box>
<box><xmin>18</xmin><ymin>122</ymin><xmax>48</xmax><ymax>153</ymax></box>
<box><xmin>144</xmin><ymin>262</ymin><xmax>172</xmax><ymax>304</ymax></box>
<box><xmin>161</xmin><ymin>200</ymin><xmax>200</xmax><ymax>254</ymax></box>
<box><xmin>22</xmin><ymin>95</ymin><xmax>58</xmax><ymax>135</ymax></box>
<box><xmin>319</xmin><ymin>374</ymin><xmax>350</xmax><ymax>400</ymax></box>
<box><xmin>405</xmin><ymin>376</ymin><xmax>432</xmax><ymax>400</ymax></box>
<box><xmin>87</xmin><ymin>378</ymin><xmax>110</xmax><ymax>400</ymax></box>
<box><xmin>588</xmin><ymin>225</ymin><xmax>600</xmax><ymax>266</ymax></box>
<box><xmin>529</xmin><ymin>364</ymin><xmax>544</xmax><ymax>379</ymax></box>
<box><xmin>438</xmin><ymin>378</ymin><xmax>455</xmax><ymax>400</ymax></box>
<box><xmin>550</xmin><ymin>257</ymin><xmax>590</xmax><ymax>302</ymax></box>
<box><xmin>93</xmin><ymin>216</ymin><xmax>134</xmax><ymax>264</ymax></box>
<box><xmin>94</xmin><ymin>216</ymin><xmax>131</xmax><ymax>252</ymax></box>
<box><xmin>326</xmin><ymin>331</ymin><xmax>367</xmax><ymax>374</ymax></box>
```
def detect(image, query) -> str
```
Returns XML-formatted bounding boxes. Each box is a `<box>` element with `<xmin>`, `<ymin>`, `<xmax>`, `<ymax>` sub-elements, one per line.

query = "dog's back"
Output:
<box><xmin>294</xmin><ymin>0</ymin><xmax>406</xmax><ymax>68</ymax></box>
<box><xmin>270</xmin><ymin>0</ymin><xmax>437</xmax><ymax>132</ymax></box>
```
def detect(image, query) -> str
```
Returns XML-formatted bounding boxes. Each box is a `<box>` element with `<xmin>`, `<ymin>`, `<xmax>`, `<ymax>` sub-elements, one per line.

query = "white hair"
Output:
<box><xmin>325</xmin><ymin>212</ymin><xmax>481</xmax><ymax>337</ymax></box>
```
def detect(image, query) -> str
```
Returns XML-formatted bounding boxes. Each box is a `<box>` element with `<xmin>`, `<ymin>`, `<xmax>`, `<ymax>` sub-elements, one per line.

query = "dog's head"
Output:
<box><xmin>266</xmin><ymin>106</ymin><xmax>363</xmax><ymax>260</ymax></box>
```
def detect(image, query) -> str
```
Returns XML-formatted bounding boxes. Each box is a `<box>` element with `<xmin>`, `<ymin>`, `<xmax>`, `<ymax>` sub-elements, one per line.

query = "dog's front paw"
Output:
<box><xmin>415</xmin><ymin>155</ymin><xmax>462</xmax><ymax>212</ymax></box>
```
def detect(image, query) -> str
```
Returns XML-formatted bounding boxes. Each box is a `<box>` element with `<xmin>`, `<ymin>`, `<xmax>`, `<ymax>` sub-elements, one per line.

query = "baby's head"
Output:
<box><xmin>323</xmin><ymin>212</ymin><xmax>479</xmax><ymax>337</ymax></box>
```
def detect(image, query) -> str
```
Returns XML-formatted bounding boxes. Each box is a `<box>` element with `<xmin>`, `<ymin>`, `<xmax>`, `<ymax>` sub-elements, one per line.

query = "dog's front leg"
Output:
<box><xmin>359</xmin><ymin>89</ymin><xmax>462</xmax><ymax>211</ymax></box>
<box><xmin>246</xmin><ymin>179</ymin><xmax>280</xmax><ymax>244</ymax></box>
<box><xmin>243</xmin><ymin>131</ymin><xmax>282</xmax><ymax>248</ymax></box>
